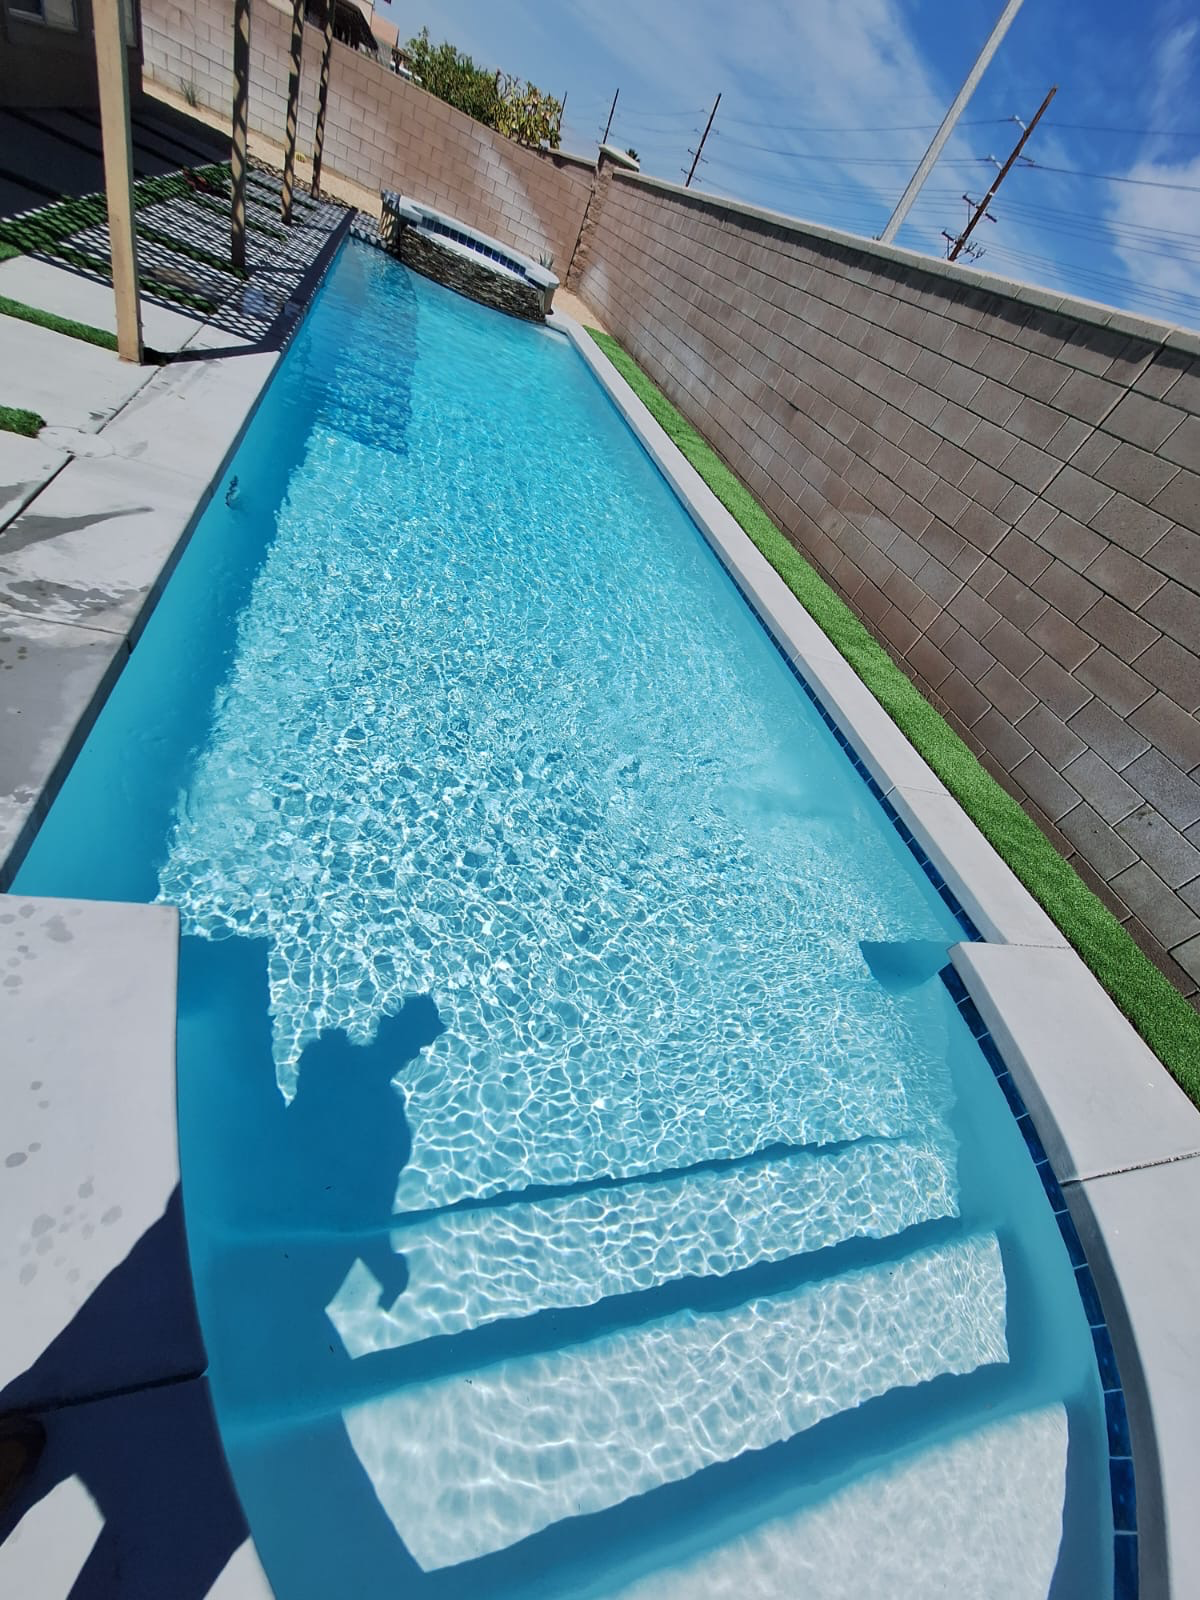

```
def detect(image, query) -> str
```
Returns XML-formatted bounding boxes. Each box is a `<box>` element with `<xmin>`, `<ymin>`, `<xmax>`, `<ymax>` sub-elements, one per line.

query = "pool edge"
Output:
<box><xmin>0</xmin><ymin>210</ymin><xmax>354</xmax><ymax>895</ymax></box>
<box><xmin>557</xmin><ymin>307</ymin><xmax>1200</xmax><ymax>1600</ymax></box>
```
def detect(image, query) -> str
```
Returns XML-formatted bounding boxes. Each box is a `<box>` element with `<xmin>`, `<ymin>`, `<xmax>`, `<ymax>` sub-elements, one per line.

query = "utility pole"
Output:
<box><xmin>601</xmin><ymin>88</ymin><xmax>618</xmax><ymax>147</ymax></box>
<box><xmin>685</xmin><ymin>92</ymin><xmax>721</xmax><ymax>187</ymax></box>
<box><xmin>229</xmin><ymin>0</ymin><xmax>252</xmax><ymax>271</ymax></box>
<box><xmin>879</xmin><ymin>0</ymin><xmax>1024</xmax><ymax>245</ymax></box>
<box><xmin>92</xmin><ymin>0</ymin><xmax>143</xmax><ymax>361</ymax></box>
<box><xmin>280</xmin><ymin>0</ymin><xmax>304</xmax><ymax>224</ymax></box>
<box><xmin>948</xmin><ymin>84</ymin><xmax>1057</xmax><ymax>260</ymax></box>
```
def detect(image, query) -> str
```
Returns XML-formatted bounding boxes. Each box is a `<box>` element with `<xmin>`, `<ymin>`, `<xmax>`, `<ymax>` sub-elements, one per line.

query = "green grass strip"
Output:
<box><xmin>586</xmin><ymin>326</ymin><xmax>1200</xmax><ymax>1101</ymax></box>
<box><xmin>0</xmin><ymin>405</ymin><xmax>45</xmax><ymax>437</ymax></box>
<box><xmin>0</xmin><ymin>241</ymin><xmax>20</xmax><ymax>263</ymax></box>
<box><xmin>0</xmin><ymin>165</ymin><xmax>231</xmax><ymax>260</ymax></box>
<box><xmin>0</xmin><ymin>293</ymin><xmax>117</xmax><ymax>350</ymax></box>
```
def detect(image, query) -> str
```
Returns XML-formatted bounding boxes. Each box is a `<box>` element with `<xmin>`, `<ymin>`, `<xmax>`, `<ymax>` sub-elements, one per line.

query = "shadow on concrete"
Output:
<box><xmin>0</xmin><ymin>1191</ymin><xmax>248</xmax><ymax>1598</ymax></box>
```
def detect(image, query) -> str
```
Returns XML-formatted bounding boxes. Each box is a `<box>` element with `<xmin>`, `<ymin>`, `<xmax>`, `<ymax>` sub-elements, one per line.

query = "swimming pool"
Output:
<box><xmin>13</xmin><ymin>241</ymin><xmax>1113</xmax><ymax>1595</ymax></box>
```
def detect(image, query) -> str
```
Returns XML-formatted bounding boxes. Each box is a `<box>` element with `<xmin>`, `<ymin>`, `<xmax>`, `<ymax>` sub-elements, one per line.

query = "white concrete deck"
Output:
<box><xmin>0</xmin><ymin>898</ymin><xmax>273</xmax><ymax>1597</ymax></box>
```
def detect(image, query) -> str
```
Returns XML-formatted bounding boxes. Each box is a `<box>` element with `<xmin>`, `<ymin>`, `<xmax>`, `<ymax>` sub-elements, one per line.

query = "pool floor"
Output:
<box><xmin>12</xmin><ymin>242</ymin><xmax>1112</xmax><ymax>1597</ymax></box>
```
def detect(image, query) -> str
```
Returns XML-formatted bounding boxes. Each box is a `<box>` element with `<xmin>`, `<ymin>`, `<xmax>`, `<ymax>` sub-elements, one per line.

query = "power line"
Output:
<box><xmin>986</xmin><ymin>244</ymin><xmax>1200</xmax><ymax>308</ymax></box>
<box><xmin>1044</xmin><ymin>120</ymin><xmax>1200</xmax><ymax>138</ymax></box>
<box><xmin>712</xmin><ymin>119</ymin><xmax>1005</xmax><ymax>144</ymax></box>
<box><xmin>1022</xmin><ymin>160</ymin><xmax>1200</xmax><ymax>193</ymax></box>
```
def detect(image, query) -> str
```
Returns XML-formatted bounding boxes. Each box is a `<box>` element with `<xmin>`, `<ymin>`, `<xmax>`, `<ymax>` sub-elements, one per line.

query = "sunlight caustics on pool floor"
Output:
<box><xmin>12</xmin><ymin>242</ymin><xmax>1112</xmax><ymax>1598</ymax></box>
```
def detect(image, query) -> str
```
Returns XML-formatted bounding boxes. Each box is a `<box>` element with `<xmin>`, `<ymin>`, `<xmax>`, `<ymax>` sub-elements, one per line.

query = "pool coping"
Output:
<box><xmin>557</xmin><ymin>307</ymin><xmax>1200</xmax><ymax>1600</ymax></box>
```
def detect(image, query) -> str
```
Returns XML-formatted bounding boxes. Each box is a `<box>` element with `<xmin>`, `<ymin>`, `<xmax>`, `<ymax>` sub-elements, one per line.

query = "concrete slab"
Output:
<box><xmin>0</xmin><ymin>314</ymin><xmax>155</xmax><ymax>433</ymax></box>
<box><xmin>952</xmin><ymin>942</ymin><xmax>1200</xmax><ymax>1183</ymax></box>
<box><xmin>0</xmin><ymin>613</ymin><xmax>124</xmax><ymax>880</ymax></box>
<box><xmin>0</xmin><ymin>433</ymin><xmax>68</xmax><ymax>531</ymax></box>
<box><xmin>0</xmin><ymin>254</ymin><xmax>203</xmax><ymax>353</ymax></box>
<box><xmin>95</xmin><ymin>345</ymin><xmax>280</xmax><ymax>488</ymax></box>
<box><xmin>0</xmin><ymin>453</ymin><xmax>201</xmax><ymax>636</ymax></box>
<box><xmin>888</xmin><ymin>784</ymin><xmax>1069</xmax><ymax>947</ymax></box>
<box><xmin>0</xmin><ymin>895</ymin><xmax>202</xmax><ymax>1408</ymax></box>
<box><xmin>1066</xmin><ymin>1156</ymin><xmax>1200</xmax><ymax>1600</ymax></box>
<box><xmin>0</xmin><ymin>1378</ymin><xmax>269</xmax><ymax>1598</ymax></box>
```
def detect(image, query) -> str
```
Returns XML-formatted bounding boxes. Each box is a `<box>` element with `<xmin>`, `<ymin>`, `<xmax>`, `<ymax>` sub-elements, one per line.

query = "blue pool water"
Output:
<box><xmin>14</xmin><ymin>243</ymin><xmax>1112</xmax><ymax>1596</ymax></box>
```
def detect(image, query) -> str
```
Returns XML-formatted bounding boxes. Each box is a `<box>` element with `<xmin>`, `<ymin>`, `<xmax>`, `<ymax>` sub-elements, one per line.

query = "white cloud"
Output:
<box><xmin>1105</xmin><ymin>155</ymin><xmax>1200</xmax><ymax>308</ymax></box>
<box><xmin>1101</xmin><ymin>14</ymin><xmax>1200</xmax><ymax>322</ymax></box>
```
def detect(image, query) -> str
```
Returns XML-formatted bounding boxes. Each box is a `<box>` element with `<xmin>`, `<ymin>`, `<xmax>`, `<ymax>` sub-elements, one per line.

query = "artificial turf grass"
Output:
<box><xmin>0</xmin><ymin>293</ymin><xmax>118</xmax><ymax>350</ymax></box>
<box><xmin>585</xmin><ymin>326</ymin><xmax>1200</xmax><ymax>1103</ymax></box>
<box><xmin>0</xmin><ymin>165</ymin><xmax>230</xmax><ymax>316</ymax></box>
<box><xmin>0</xmin><ymin>405</ymin><xmax>45</xmax><ymax>437</ymax></box>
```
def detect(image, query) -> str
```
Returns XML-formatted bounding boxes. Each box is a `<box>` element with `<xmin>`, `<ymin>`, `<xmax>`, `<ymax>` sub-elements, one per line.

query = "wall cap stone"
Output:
<box><xmin>614</xmin><ymin>169</ymin><xmax>1190</xmax><ymax>351</ymax></box>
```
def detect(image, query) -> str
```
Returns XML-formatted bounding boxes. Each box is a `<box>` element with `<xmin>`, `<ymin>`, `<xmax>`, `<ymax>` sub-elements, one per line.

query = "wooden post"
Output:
<box><xmin>230</xmin><ymin>0</ymin><xmax>252</xmax><ymax>271</ymax></box>
<box><xmin>92</xmin><ymin>0</ymin><xmax>143</xmax><ymax>362</ymax></box>
<box><xmin>311</xmin><ymin>0</ymin><xmax>335</xmax><ymax>199</ymax></box>
<box><xmin>280</xmin><ymin>0</ymin><xmax>304</xmax><ymax>224</ymax></box>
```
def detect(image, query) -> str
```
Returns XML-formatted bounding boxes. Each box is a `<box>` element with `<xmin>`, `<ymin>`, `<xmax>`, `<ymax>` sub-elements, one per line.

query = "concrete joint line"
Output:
<box><xmin>1063</xmin><ymin>1148</ymin><xmax>1200</xmax><ymax>1187</ymax></box>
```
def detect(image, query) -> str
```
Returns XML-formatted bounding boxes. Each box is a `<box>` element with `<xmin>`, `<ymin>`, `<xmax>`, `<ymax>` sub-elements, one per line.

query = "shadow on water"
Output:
<box><xmin>172</xmin><ymin>935</ymin><xmax>1102</xmax><ymax>1600</ymax></box>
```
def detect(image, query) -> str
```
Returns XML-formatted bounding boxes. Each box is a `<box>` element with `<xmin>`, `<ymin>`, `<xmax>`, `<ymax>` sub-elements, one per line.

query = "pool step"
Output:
<box><xmin>594</xmin><ymin>1404</ymin><xmax>1068</xmax><ymax>1600</ymax></box>
<box><xmin>342</xmin><ymin>1232</ymin><xmax>1009</xmax><ymax>1570</ymax></box>
<box><xmin>325</xmin><ymin>1135</ymin><xmax>957</xmax><ymax>1356</ymax></box>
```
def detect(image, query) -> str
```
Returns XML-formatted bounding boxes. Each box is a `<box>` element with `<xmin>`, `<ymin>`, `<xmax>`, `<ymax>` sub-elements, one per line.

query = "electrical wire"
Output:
<box><xmin>1022</xmin><ymin>160</ymin><xmax>1200</xmax><ymax>194</ymax></box>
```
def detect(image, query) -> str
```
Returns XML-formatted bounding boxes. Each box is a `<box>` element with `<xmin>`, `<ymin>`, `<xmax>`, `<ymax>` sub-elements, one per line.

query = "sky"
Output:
<box><xmin>376</xmin><ymin>0</ymin><xmax>1200</xmax><ymax>330</ymax></box>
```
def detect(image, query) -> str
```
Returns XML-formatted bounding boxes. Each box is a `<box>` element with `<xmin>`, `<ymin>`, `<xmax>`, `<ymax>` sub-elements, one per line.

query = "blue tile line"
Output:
<box><xmin>938</xmin><ymin>964</ymin><xmax>1138</xmax><ymax>1600</ymax></box>
<box><xmin>423</xmin><ymin>215</ymin><xmax>528</xmax><ymax>279</ymax></box>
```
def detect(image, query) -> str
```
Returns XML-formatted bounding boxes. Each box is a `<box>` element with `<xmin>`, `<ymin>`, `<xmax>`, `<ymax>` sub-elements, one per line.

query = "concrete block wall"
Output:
<box><xmin>576</xmin><ymin>174</ymin><xmax>1200</xmax><ymax>1003</ymax></box>
<box><xmin>139</xmin><ymin>0</ymin><xmax>593</xmax><ymax>270</ymax></box>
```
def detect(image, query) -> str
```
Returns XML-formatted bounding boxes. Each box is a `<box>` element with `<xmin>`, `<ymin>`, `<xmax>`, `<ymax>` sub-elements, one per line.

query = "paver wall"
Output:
<box><xmin>576</xmin><ymin>173</ymin><xmax>1200</xmax><ymax>1002</ymax></box>
<box><xmin>139</xmin><ymin>0</ymin><xmax>593</xmax><ymax>270</ymax></box>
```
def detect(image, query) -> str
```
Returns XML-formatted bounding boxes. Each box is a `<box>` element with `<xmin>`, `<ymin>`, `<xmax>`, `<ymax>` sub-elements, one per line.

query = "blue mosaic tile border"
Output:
<box><xmin>421</xmin><ymin>216</ymin><xmax>529</xmax><ymax>279</ymax></box>
<box><xmin>940</xmin><ymin>963</ymin><xmax>1138</xmax><ymax>1600</ymax></box>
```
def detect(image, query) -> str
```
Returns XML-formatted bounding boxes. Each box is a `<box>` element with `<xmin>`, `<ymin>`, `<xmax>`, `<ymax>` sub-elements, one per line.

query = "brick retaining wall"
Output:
<box><xmin>576</xmin><ymin>174</ymin><xmax>1200</xmax><ymax>1002</ymax></box>
<box><xmin>140</xmin><ymin>0</ymin><xmax>593</xmax><ymax>272</ymax></box>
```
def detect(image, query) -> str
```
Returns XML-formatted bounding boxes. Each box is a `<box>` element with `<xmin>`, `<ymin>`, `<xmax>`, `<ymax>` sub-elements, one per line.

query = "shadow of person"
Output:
<box><xmin>175</xmin><ymin>931</ymin><xmax>445</xmax><ymax>1412</ymax></box>
<box><xmin>167</xmin><ymin>932</ymin><xmax>451</xmax><ymax>1594</ymax></box>
<box><xmin>0</xmin><ymin>1189</ymin><xmax>250</xmax><ymax>1599</ymax></box>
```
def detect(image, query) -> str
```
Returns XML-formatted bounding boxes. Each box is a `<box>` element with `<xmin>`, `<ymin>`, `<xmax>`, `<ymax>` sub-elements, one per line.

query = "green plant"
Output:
<box><xmin>0</xmin><ymin>294</ymin><xmax>118</xmax><ymax>350</ymax></box>
<box><xmin>585</xmin><ymin>326</ymin><xmax>1200</xmax><ymax>1104</ymax></box>
<box><xmin>404</xmin><ymin>28</ymin><xmax>502</xmax><ymax>125</ymax></box>
<box><xmin>403</xmin><ymin>26</ymin><xmax>562</xmax><ymax>146</ymax></box>
<box><xmin>626</xmin><ymin>147</ymin><xmax>640</xmax><ymax>162</ymax></box>
<box><xmin>181</xmin><ymin>76</ymin><xmax>200</xmax><ymax>107</ymax></box>
<box><xmin>495</xmin><ymin>76</ymin><xmax>563</xmax><ymax>149</ymax></box>
<box><xmin>0</xmin><ymin>405</ymin><xmax>45</xmax><ymax>438</ymax></box>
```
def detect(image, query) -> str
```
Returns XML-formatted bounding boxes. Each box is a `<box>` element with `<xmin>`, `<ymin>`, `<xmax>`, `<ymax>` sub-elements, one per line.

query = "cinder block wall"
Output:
<box><xmin>140</xmin><ymin>0</ymin><xmax>593</xmax><ymax>270</ymax></box>
<box><xmin>576</xmin><ymin>174</ymin><xmax>1200</xmax><ymax>1003</ymax></box>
